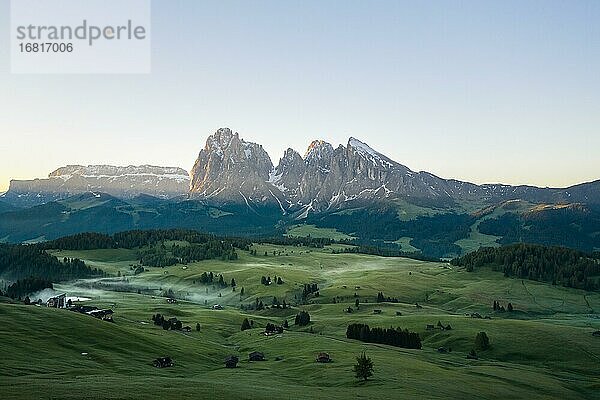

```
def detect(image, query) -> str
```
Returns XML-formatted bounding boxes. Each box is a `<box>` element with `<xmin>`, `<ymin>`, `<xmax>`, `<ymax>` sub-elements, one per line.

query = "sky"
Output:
<box><xmin>1</xmin><ymin>0</ymin><xmax>599</xmax><ymax>192</ymax></box>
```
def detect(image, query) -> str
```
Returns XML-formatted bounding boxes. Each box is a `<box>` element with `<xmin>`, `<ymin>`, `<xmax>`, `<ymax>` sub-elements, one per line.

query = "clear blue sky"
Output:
<box><xmin>1</xmin><ymin>0</ymin><xmax>599</xmax><ymax>192</ymax></box>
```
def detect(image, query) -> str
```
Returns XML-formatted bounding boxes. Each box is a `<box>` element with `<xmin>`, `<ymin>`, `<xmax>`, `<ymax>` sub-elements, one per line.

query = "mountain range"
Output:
<box><xmin>1</xmin><ymin>127</ymin><xmax>599</xmax><ymax>257</ymax></box>
<box><xmin>4</xmin><ymin>164</ymin><xmax>189</xmax><ymax>207</ymax></box>
<box><xmin>188</xmin><ymin>128</ymin><xmax>600</xmax><ymax>215</ymax></box>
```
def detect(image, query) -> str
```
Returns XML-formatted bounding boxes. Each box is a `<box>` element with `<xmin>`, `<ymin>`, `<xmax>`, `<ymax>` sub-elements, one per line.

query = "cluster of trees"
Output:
<box><xmin>451</xmin><ymin>243</ymin><xmax>600</xmax><ymax>290</ymax></box>
<box><xmin>493</xmin><ymin>300</ymin><xmax>514</xmax><ymax>312</ymax></box>
<box><xmin>294</xmin><ymin>311</ymin><xmax>311</xmax><ymax>326</ymax></box>
<box><xmin>257</xmin><ymin>236</ymin><xmax>333</xmax><ymax>248</ymax></box>
<box><xmin>138</xmin><ymin>246</ymin><xmax>178</xmax><ymax>267</ymax></box>
<box><xmin>151</xmin><ymin>313</ymin><xmax>183</xmax><ymax>331</ymax></box>
<box><xmin>264</xmin><ymin>323</ymin><xmax>284</xmax><ymax>334</ymax></box>
<box><xmin>171</xmin><ymin>242</ymin><xmax>238</xmax><ymax>263</ymax></box>
<box><xmin>241</xmin><ymin>296</ymin><xmax>289</xmax><ymax>311</ymax></box>
<box><xmin>4</xmin><ymin>277</ymin><xmax>53</xmax><ymax>299</ymax></box>
<box><xmin>260</xmin><ymin>275</ymin><xmax>284</xmax><ymax>285</ymax></box>
<box><xmin>376</xmin><ymin>292</ymin><xmax>399</xmax><ymax>303</ymax></box>
<box><xmin>270</xmin><ymin>297</ymin><xmax>288</xmax><ymax>309</ymax></box>
<box><xmin>139</xmin><ymin>240</ymin><xmax>239</xmax><ymax>268</ymax></box>
<box><xmin>42</xmin><ymin>229</ymin><xmax>251</xmax><ymax>254</ymax></box>
<box><xmin>40</xmin><ymin>232</ymin><xmax>116</xmax><ymax>250</ymax></box>
<box><xmin>346</xmin><ymin>323</ymin><xmax>422</xmax><ymax>349</ymax></box>
<box><xmin>302</xmin><ymin>283</ymin><xmax>319</xmax><ymax>300</ymax></box>
<box><xmin>113</xmin><ymin>229</ymin><xmax>252</xmax><ymax>250</ymax></box>
<box><xmin>332</xmin><ymin>243</ymin><xmax>439</xmax><ymax>261</ymax></box>
<box><xmin>0</xmin><ymin>244</ymin><xmax>105</xmax><ymax>283</ymax></box>
<box><xmin>198</xmin><ymin>272</ymin><xmax>231</xmax><ymax>288</ymax></box>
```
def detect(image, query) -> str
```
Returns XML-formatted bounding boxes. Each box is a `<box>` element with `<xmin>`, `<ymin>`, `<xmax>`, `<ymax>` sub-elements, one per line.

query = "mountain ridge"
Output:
<box><xmin>188</xmin><ymin>128</ymin><xmax>600</xmax><ymax>214</ymax></box>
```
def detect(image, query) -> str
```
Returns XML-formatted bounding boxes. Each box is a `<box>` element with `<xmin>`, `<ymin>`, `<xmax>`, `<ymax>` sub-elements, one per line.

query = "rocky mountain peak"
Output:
<box><xmin>304</xmin><ymin>140</ymin><xmax>334</xmax><ymax>161</ymax></box>
<box><xmin>205</xmin><ymin>127</ymin><xmax>240</xmax><ymax>155</ymax></box>
<box><xmin>347</xmin><ymin>137</ymin><xmax>398</xmax><ymax>170</ymax></box>
<box><xmin>190</xmin><ymin>128</ymin><xmax>276</xmax><ymax>203</ymax></box>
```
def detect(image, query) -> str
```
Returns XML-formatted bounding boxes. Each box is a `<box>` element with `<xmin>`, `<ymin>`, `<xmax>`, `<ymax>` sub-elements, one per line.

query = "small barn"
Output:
<box><xmin>212</xmin><ymin>304</ymin><xmax>224</xmax><ymax>310</ymax></box>
<box><xmin>373</xmin><ymin>309</ymin><xmax>382</xmax><ymax>314</ymax></box>
<box><xmin>46</xmin><ymin>294</ymin><xmax>67</xmax><ymax>308</ymax></box>
<box><xmin>87</xmin><ymin>309</ymin><xmax>114</xmax><ymax>321</ymax></box>
<box><xmin>249</xmin><ymin>351</ymin><xmax>265</xmax><ymax>361</ymax></box>
<box><xmin>182</xmin><ymin>326</ymin><xmax>192</xmax><ymax>333</ymax></box>
<box><xmin>316</xmin><ymin>352</ymin><xmax>331</xmax><ymax>363</ymax></box>
<box><xmin>153</xmin><ymin>357</ymin><xmax>174</xmax><ymax>368</ymax></box>
<box><xmin>224</xmin><ymin>355</ymin><xmax>239</xmax><ymax>368</ymax></box>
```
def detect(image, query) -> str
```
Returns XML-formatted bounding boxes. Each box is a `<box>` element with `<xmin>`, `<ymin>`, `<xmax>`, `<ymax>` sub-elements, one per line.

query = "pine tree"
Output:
<box><xmin>475</xmin><ymin>331</ymin><xmax>490</xmax><ymax>350</ymax></box>
<box><xmin>353</xmin><ymin>352</ymin><xmax>374</xmax><ymax>381</ymax></box>
<box><xmin>241</xmin><ymin>318</ymin><xmax>251</xmax><ymax>331</ymax></box>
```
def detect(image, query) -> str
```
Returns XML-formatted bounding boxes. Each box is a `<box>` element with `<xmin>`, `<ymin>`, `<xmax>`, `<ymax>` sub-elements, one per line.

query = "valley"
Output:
<box><xmin>2</xmin><ymin>241</ymin><xmax>599</xmax><ymax>399</ymax></box>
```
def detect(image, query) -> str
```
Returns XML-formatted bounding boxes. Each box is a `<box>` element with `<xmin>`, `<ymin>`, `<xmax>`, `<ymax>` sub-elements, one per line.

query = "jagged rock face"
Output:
<box><xmin>5</xmin><ymin>165</ymin><xmax>189</xmax><ymax>207</ymax></box>
<box><xmin>189</xmin><ymin>128</ymin><xmax>278</xmax><ymax>205</ymax></box>
<box><xmin>271</xmin><ymin>148</ymin><xmax>305</xmax><ymax>200</ymax></box>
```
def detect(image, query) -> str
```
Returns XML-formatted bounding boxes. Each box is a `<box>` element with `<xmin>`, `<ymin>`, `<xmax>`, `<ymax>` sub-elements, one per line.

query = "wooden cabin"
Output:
<box><xmin>224</xmin><ymin>355</ymin><xmax>239</xmax><ymax>368</ymax></box>
<box><xmin>46</xmin><ymin>293</ymin><xmax>67</xmax><ymax>308</ymax></box>
<box><xmin>248</xmin><ymin>351</ymin><xmax>265</xmax><ymax>361</ymax></box>
<box><xmin>153</xmin><ymin>357</ymin><xmax>174</xmax><ymax>368</ymax></box>
<box><xmin>316</xmin><ymin>352</ymin><xmax>331</xmax><ymax>363</ymax></box>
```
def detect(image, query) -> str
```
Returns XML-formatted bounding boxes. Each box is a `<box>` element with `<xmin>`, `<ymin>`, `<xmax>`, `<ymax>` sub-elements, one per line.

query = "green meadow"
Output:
<box><xmin>2</xmin><ymin>244</ymin><xmax>599</xmax><ymax>399</ymax></box>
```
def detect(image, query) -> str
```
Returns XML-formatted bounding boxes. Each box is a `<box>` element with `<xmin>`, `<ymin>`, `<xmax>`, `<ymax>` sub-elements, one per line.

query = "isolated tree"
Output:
<box><xmin>475</xmin><ymin>331</ymin><xmax>490</xmax><ymax>350</ymax></box>
<box><xmin>353</xmin><ymin>352</ymin><xmax>374</xmax><ymax>381</ymax></box>
<box><xmin>283</xmin><ymin>319</ymin><xmax>289</xmax><ymax>329</ymax></box>
<box><xmin>355</xmin><ymin>298</ymin><xmax>360</xmax><ymax>309</ymax></box>
<box><xmin>196</xmin><ymin>323</ymin><xmax>201</xmax><ymax>332</ymax></box>
<box><xmin>240</xmin><ymin>287</ymin><xmax>245</xmax><ymax>296</ymax></box>
<box><xmin>241</xmin><ymin>318</ymin><xmax>251</xmax><ymax>331</ymax></box>
<box><xmin>507</xmin><ymin>302</ymin><xmax>513</xmax><ymax>312</ymax></box>
<box><xmin>230</xmin><ymin>278</ymin><xmax>236</xmax><ymax>288</ymax></box>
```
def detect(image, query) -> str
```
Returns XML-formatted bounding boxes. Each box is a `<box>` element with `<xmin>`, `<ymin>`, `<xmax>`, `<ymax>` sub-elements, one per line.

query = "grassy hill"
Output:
<box><xmin>2</xmin><ymin>245</ymin><xmax>599</xmax><ymax>399</ymax></box>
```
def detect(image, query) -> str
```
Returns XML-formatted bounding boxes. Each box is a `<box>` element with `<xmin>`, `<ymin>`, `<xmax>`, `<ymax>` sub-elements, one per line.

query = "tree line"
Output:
<box><xmin>346</xmin><ymin>323</ymin><xmax>422</xmax><ymax>349</ymax></box>
<box><xmin>2</xmin><ymin>277</ymin><xmax>53</xmax><ymax>299</ymax></box>
<box><xmin>0</xmin><ymin>244</ymin><xmax>105</xmax><ymax>284</ymax></box>
<box><xmin>451</xmin><ymin>243</ymin><xmax>600</xmax><ymax>291</ymax></box>
<box><xmin>40</xmin><ymin>229</ymin><xmax>253</xmax><ymax>251</ymax></box>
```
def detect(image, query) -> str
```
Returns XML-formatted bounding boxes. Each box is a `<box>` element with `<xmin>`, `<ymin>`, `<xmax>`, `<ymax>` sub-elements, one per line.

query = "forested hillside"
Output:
<box><xmin>0</xmin><ymin>244</ymin><xmax>105</xmax><ymax>283</ymax></box>
<box><xmin>451</xmin><ymin>243</ymin><xmax>600</xmax><ymax>290</ymax></box>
